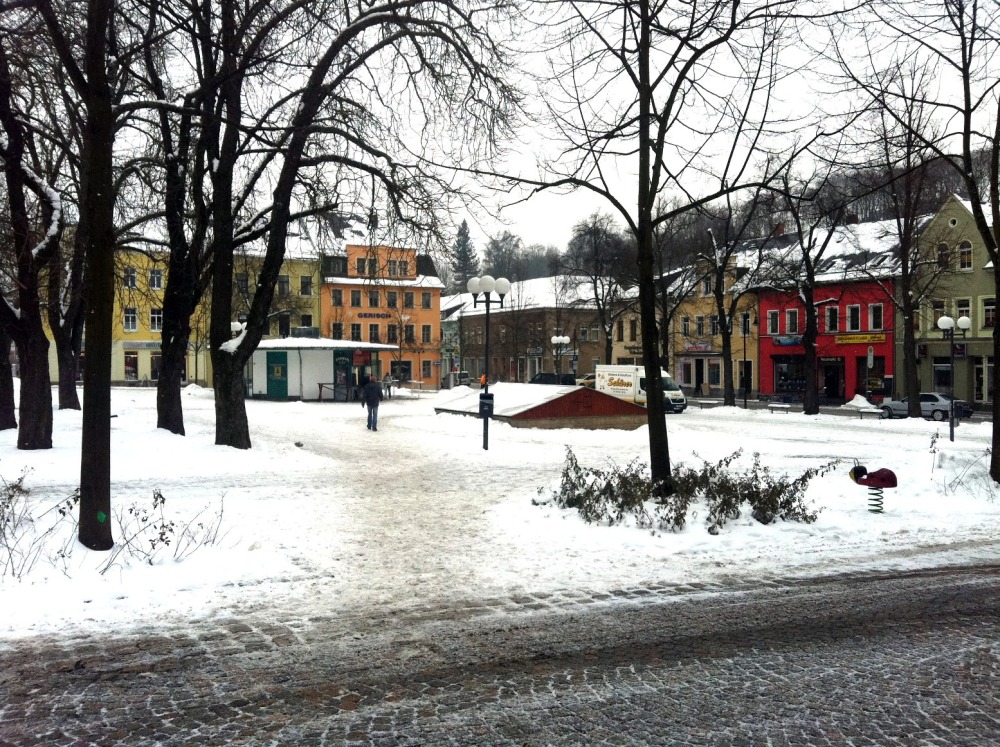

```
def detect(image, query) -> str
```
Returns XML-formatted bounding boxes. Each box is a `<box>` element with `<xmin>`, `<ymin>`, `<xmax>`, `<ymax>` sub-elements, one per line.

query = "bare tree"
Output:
<box><xmin>833</xmin><ymin>0</ymin><xmax>1000</xmax><ymax>481</ymax></box>
<box><xmin>530</xmin><ymin>0</ymin><xmax>840</xmax><ymax>490</ymax></box>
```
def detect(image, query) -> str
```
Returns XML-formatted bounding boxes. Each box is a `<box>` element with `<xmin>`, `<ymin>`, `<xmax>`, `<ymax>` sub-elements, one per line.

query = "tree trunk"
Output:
<box><xmin>213</xmin><ymin>350</ymin><xmax>250</xmax><ymax>449</ymax></box>
<box><xmin>54</xmin><ymin>332</ymin><xmax>82</xmax><ymax>411</ymax></box>
<box><xmin>0</xmin><ymin>325</ymin><xmax>16</xmax><ymax>430</ymax></box>
<box><xmin>901</xmin><ymin>297</ymin><xmax>921</xmax><ymax>416</ymax></box>
<box><xmin>801</xmin><ymin>290</ymin><xmax>820</xmax><ymax>416</ymax></box>
<box><xmin>156</xmin><ymin>322</ymin><xmax>193</xmax><ymax>434</ymax></box>
<box><xmin>11</xmin><ymin>323</ymin><xmax>53</xmax><ymax>449</ymax></box>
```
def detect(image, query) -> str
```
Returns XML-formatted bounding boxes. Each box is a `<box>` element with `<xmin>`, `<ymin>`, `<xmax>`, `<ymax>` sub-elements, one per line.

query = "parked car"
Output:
<box><xmin>880</xmin><ymin>392</ymin><xmax>973</xmax><ymax>421</ymax></box>
<box><xmin>575</xmin><ymin>373</ymin><xmax>596</xmax><ymax>388</ymax></box>
<box><xmin>529</xmin><ymin>372</ymin><xmax>576</xmax><ymax>385</ymax></box>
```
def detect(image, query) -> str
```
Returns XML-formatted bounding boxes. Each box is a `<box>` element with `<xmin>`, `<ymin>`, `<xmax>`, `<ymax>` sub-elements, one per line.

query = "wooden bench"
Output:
<box><xmin>767</xmin><ymin>403</ymin><xmax>792</xmax><ymax>414</ymax></box>
<box><xmin>858</xmin><ymin>407</ymin><xmax>883</xmax><ymax>420</ymax></box>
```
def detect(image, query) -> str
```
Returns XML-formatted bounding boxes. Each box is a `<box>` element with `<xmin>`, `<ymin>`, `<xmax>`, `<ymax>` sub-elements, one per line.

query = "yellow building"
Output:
<box><xmin>320</xmin><ymin>244</ymin><xmax>443</xmax><ymax>384</ymax></box>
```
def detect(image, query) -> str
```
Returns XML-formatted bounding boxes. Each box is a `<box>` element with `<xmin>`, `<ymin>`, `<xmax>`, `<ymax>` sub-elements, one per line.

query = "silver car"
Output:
<box><xmin>880</xmin><ymin>392</ymin><xmax>973</xmax><ymax>421</ymax></box>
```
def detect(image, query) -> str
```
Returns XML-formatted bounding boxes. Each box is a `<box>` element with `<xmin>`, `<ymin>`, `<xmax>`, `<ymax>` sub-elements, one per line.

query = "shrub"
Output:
<box><xmin>540</xmin><ymin>448</ymin><xmax>834</xmax><ymax>534</ymax></box>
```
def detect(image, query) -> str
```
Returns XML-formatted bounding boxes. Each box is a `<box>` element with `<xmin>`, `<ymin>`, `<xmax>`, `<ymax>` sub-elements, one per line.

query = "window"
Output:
<box><xmin>825</xmin><ymin>307</ymin><xmax>839</xmax><ymax>333</ymax></box>
<box><xmin>368</xmin><ymin>290</ymin><xmax>379</xmax><ymax>307</ymax></box>
<box><xmin>579</xmin><ymin>325</ymin><xmax>588</xmax><ymax>341</ymax></box>
<box><xmin>710</xmin><ymin>315</ymin><xmax>719</xmax><ymax>336</ymax></box>
<box><xmin>956</xmin><ymin>299</ymin><xmax>970</xmax><ymax>324</ymax></box>
<box><xmin>404</xmin><ymin>292</ymin><xmax>414</xmax><ymax>308</ymax></box>
<box><xmin>984</xmin><ymin>298</ymin><xmax>996</xmax><ymax>328</ymax></box>
<box><xmin>932</xmin><ymin>300</ymin><xmax>945</xmax><ymax>328</ymax></box>
<box><xmin>847</xmin><ymin>304</ymin><xmax>861</xmax><ymax>332</ymax></box>
<box><xmin>767</xmin><ymin>310</ymin><xmax>779</xmax><ymax>335</ymax></box>
<box><xmin>356</xmin><ymin>257</ymin><xmax>376</xmax><ymax>276</ymax></box>
<box><xmin>388</xmin><ymin>260</ymin><xmax>398</xmax><ymax>276</ymax></box>
<box><xmin>350</xmin><ymin>323</ymin><xmax>362</xmax><ymax>341</ymax></box>
<box><xmin>869</xmin><ymin>304</ymin><xmax>883</xmax><ymax>331</ymax></box>
<box><xmin>350</xmin><ymin>290</ymin><xmax>362</xmax><ymax>307</ymax></box>
<box><xmin>301</xmin><ymin>314</ymin><xmax>312</xmax><ymax>328</ymax></box>
<box><xmin>740</xmin><ymin>311</ymin><xmax>751</xmax><ymax>336</ymax></box>
<box><xmin>422</xmin><ymin>324</ymin><xmax>432</xmax><ymax>343</ymax></box>
<box><xmin>331</xmin><ymin>288</ymin><xmax>343</xmax><ymax>306</ymax></box>
<box><xmin>404</xmin><ymin>324</ymin><xmax>415</xmax><ymax>343</ymax></box>
<box><xmin>786</xmin><ymin>310</ymin><xmax>798</xmax><ymax>335</ymax></box>
<box><xmin>959</xmin><ymin>241</ymin><xmax>973</xmax><ymax>270</ymax></box>
<box><xmin>398</xmin><ymin>260</ymin><xmax>409</xmax><ymax>276</ymax></box>
<box><xmin>629</xmin><ymin>319</ymin><xmax>638</xmax><ymax>341</ymax></box>
<box><xmin>277</xmin><ymin>275</ymin><xmax>290</xmax><ymax>297</ymax></box>
<box><xmin>422</xmin><ymin>360</ymin><xmax>432</xmax><ymax>380</ymax></box>
<box><xmin>237</xmin><ymin>273</ymin><xmax>249</xmax><ymax>294</ymax></box>
<box><xmin>591</xmin><ymin>325</ymin><xmax>599</xmax><ymax>341</ymax></box>
<box><xmin>331</xmin><ymin>323</ymin><xmax>344</xmax><ymax>340</ymax></box>
<box><xmin>150</xmin><ymin>307</ymin><xmax>163</xmax><ymax>332</ymax></box>
<box><xmin>124</xmin><ymin>267</ymin><xmax>137</xmax><ymax>289</ymax></box>
<box><xmin>124</xmin><ymin>307</ymin><xmax>137</xmax><ymax>332</ymax></box>
<box><xmin>701</xmin><ymin>277</ymin><xmax>712</xmax><ymax>295</ymax></box>
<box><xmin>681</xmin><ymin>317</ymin><xmax>690</xmax><ymax>337</ymax></box>
<box><xmin>421</xmin><ymin>292</ymin><xmax>432</xmax><ymax>310</ymax></box>
<box><xmin>124</xmin><ymin>351</ymin><xmax>138</xmax><ymax>381</ymax></box>
<box><xmin>149</xmin><ymin>269</ymin><xmax>163</xmax><ymax>290</ymax></box>
<box><xmin>328</xmin><ymin>256</ymin><xmax>348</xmax><ymax>275</ymax></box>
<box><xmin>695</xmin><ymin>316</ymin><xmax>705</xmax><ymax>336</ymax></box>
<box><xmin>616</xmin><ymin>320</ymin><xmax>624</xmax><ymax>341</ymax></box>
<box><xmin>369</xmin><ymin>324</ymin><xmax>380</xmax><ymax>342</ymax></box>
<box><xmin>937</xmin><ymin>243</ymin><xmax>950</xmax><ymax>268</ymax></box>
<box><xmin>387</xmin><ymin>325</ymin><xmax>398</xmax><ymax>343</ymax></box>
<box><xmin>300</xmin><ymin>276</ymin><xmax>313</xmax><ymax>295</ymax></box>
<box><xmin>387</xmin><ymin>291</ymin><xmax>398</xmax><ymax>308</ymax></box>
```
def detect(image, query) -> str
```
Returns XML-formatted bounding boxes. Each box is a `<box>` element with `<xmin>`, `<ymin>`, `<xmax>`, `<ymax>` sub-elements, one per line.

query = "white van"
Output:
<box><xmin>595</xmin><ymin>365</ymin><xmax>687</xmax><ymax>412</ymax></box>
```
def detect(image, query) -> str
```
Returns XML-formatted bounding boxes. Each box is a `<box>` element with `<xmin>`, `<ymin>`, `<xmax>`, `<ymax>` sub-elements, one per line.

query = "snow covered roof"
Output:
<box><xmin>253</xmin><ymin>338</ymin><xmax>398</xmax><ymax>351</ymax></box>
<box><xmin>442</xmin><ymin>275</ymin><xmax>604</xmax><ymax>319</ymax></box>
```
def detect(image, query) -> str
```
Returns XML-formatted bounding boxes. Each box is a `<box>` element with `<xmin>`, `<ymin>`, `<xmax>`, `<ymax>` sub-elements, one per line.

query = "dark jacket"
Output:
<box><xmin>361</xmin><ymin>378</ymin><xmax>383</xmax><ymax>408</ymax></box>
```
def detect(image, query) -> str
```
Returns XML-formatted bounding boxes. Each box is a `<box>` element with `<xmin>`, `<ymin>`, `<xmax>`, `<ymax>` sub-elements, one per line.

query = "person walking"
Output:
<box><xmin>382</xmin><ymin>372</ymin><xmax>393</xmax><ymax>399</ymax></box>
<box><xmin>361</xmin><ymin>375</ymin><xmax>383</xmax><ymax>431</ymax></box>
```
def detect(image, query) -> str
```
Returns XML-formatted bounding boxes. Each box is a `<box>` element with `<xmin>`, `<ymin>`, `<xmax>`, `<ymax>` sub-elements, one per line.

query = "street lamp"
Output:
<box><xmin>740</xmin><ymin>312</ymin><xmax>757</xmax><ymax>409</ymax></box>
<box><xmin>468</xmin><ymin>274</ymin><xmax>510</xmax><ymax>450</ymax></box>
<box><xmin>551</xmin><ymin>334</ymin><xmax>570</xmax><ymax>377</ymax></box>
<box><xmin>936</xmin><ymin>314</ymin><xmax>972</xmax><ymax>442</ymax></box>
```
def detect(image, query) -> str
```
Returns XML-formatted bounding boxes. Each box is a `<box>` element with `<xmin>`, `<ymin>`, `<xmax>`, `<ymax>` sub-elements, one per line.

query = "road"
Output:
<box><xmin>1</xmin><ymin>565</ymin><xmax>997</xmax><ymax>746</ymax></box>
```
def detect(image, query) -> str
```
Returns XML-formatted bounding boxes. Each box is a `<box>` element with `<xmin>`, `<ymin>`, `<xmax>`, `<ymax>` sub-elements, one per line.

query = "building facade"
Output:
<box><xmin>320</xmin><ymin>243</ymin><xmax>443</xmax><ymax>384</ymax></box>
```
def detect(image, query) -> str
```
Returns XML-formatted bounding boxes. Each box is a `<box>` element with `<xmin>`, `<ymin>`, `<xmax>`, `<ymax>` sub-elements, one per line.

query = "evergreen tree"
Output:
<box><xmin>450</xmin><ymin>220</ymin><xmax>480</xmax><ymax>291</ymax></box>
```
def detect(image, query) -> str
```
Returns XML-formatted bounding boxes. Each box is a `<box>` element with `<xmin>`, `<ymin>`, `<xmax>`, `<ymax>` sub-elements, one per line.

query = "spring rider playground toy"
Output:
<box><xmin>849</xmin><ymin>461</ymin><xmax>897</xmax><ymax>514</ymax></box>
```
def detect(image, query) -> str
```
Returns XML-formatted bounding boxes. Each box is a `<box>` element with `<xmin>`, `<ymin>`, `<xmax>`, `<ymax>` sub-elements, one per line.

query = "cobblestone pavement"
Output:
<box><xmin>1</xmin><ymin>565</ymin><xmax>998</xmax><ymax>746</ymax></box>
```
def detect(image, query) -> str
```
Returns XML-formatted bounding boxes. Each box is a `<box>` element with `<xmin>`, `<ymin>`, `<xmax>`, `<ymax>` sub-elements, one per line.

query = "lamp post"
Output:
<box><xmin>551</xmin><ymin>334</ymin><xmax>570</xmax><ymax>378</ymax></box>
<box><xmin>936</xmin><ymin>314</ymin><xmax>972</xmax><ymax>442</ymax></box>
<box><xmin>468</xmin><ymin>274</ymin><xmax>510</xmax><ymax>450</ymax></box>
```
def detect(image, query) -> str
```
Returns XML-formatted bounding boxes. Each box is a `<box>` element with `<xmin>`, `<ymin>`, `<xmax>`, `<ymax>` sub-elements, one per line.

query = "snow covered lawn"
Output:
<box><xmin>0</xmin><ymin>384</ymin><xmax>997</xmax><ymax>642</ymax></box>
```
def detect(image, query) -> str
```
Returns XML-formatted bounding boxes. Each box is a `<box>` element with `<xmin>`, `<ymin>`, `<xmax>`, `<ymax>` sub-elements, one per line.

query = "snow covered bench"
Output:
<box><xmin>767</xmin><ymin>403</ymin><xmax>791</xmax><ymax>414</ymax></box>
<box><xmin>858</xmin><ymin>407</ymin><xmax>883</xmax><ymax>420</ymax></box>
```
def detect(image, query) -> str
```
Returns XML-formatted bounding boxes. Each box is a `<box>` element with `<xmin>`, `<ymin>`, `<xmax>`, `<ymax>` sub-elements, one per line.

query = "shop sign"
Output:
<box><xmin>773</xmin><ymin>336</ymin><xmax>803</xmax><ymax>346</ymax></box>
<box><xmin>836</xmin><ymin>333</ymin><xmax>886</xmax><ymax>344</ymax></box>
<box><xmin>684</xmin><ymin>342</ymin><xmax>712</xmax><ymax>352</ymax></box>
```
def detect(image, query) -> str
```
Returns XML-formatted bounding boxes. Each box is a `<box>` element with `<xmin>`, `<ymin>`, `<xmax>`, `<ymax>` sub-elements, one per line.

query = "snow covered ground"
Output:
<box><xmin>0</xmin><ymin>383</ymin><xmax>997</xmax><ymax>644</ymax></box>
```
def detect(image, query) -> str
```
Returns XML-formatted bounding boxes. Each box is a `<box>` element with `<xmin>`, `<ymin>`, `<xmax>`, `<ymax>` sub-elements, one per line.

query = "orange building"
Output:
<box><xmin>320</xmin><ymin>244</ymin><xmax>444</xmax><ymax>384</ymax></box>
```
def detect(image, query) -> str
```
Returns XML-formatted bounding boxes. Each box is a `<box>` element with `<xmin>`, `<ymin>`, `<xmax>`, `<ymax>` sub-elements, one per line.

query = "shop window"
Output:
<box><xmin>708</xmin><ymin>361</ymin><xmax>721</xmax><ymax>385</ymax></box>
<box><xmin>124</xmin><ymin>351</ymin><xmax>138</xmax><ymax>381</ymax></box>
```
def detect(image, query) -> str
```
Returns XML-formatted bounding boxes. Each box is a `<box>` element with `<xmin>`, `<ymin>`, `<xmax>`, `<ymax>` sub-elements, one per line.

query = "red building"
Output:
<box><xmin>758</xmin><ymin>278</ymin><xmax>896</xmax><ymax>402</ymax></box>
